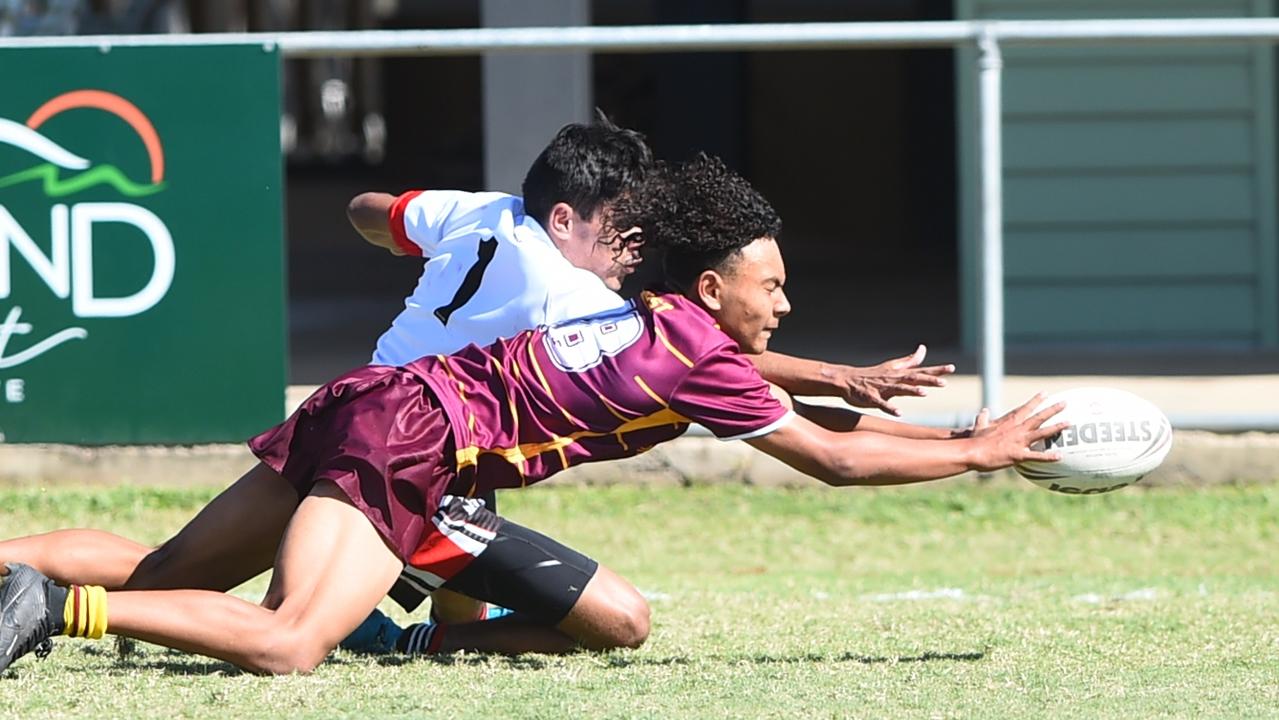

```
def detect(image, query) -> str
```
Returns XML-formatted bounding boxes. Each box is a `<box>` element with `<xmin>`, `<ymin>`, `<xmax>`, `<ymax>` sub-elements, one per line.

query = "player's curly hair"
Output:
<box><xmin>611</xmin><ymin>153</ymin><xmax>782</xmax><ymax>291</ymax></box>
<box><xmin>522</xmin><ymin>110</ymin><xmax>653</xmax><ymax>226</ymax></box>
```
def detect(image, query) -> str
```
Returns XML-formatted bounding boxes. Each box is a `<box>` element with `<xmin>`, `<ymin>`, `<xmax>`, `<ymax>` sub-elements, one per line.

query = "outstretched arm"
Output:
<box><xmin>346</xmin><ymin>192</ymin><xmax>402</xmax><ymax>255</ymax></box>
<box><xmin>793</xmin><ymin>400</ymin><xmax>956</xmax><ymax>439</ymax></box>
<box><xmin>747</xmin><ymin>394</ymin><xmax>1065</xmax><ymax>487</ymax></box>
<box><xmin>750</xmin><ymin>345</ymin><xmax>955</xmax><ymax>417</ymax></box>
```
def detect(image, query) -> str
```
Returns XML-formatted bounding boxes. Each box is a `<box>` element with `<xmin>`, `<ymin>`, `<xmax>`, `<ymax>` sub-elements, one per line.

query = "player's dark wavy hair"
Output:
<box><xmin>612</xmin><ymin>153</ymin><xmax>782</xmax><ymax>291</ymax></box>
<box><xmin>522</xmin><ymin>110</ymin><xmax>653</xmax><ymax>226</ymax></box>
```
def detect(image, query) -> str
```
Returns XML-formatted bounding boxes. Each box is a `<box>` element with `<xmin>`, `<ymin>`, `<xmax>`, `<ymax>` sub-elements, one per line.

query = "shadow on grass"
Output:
<box><xmin>78</xmin><ymin>645</ymin><xmax>242</xmax><ymax>677</ymax></box>
<box><xmin>96</xmin><ymin>648</ymin><xmax>547</xmax><ymax>677</ymax></box>
<box><xmin>66</xmin><ymin>643</ymin><xmax>984</xmax><ymax>678</ymax></box>
<box><xmin>74</xmin><ymin>643</ymin><xmax>687</xmax><ymax>677</ymax></box>
<box><xmin>740</xmin><ymin>650</ymin><xmax>987</xmax><ymax>665</ymax></box>
<box><xmin>358</xmin><ymin>651</ymin><xmax>693</xmax><ymax>670</ymax></box>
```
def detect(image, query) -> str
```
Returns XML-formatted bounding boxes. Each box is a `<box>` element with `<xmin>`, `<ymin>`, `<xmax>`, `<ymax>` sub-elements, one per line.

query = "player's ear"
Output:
<box><xmin>544</xmin><ymin>202</ymin><xmax>575</xmax><ymax>243</ymax></box>
<box><xmin>696</xmin><ymin>269</ymin><xmax>725</xmax><ymax>311</ymax></box>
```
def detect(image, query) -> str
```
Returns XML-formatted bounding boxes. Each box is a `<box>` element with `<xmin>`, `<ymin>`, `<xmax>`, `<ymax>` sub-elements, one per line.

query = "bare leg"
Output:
<box><xmin>107</xmin><ymin>480</ymin><xmax>404</xmax><ymax>674</ymax></box>
<box><xmin>428</xmin><ymin>588</ymin><xmax>490</xmax><ymax>622</ymax></box>
<box><xmin>0</xmin><ymin>530</ymin><xmax>150</xmax><ymax>587</ymax></box>
<box><xmin>435</xmin><ymin>564</ymin><xmax>650</xmax><ymax>654</ymax></box>
<box><xmin>124</xmin><ymin>463</ymin><xmax>299</xmax><ymax>591</ymax></box>
<box><xmin>556</xmin><ymin>565</ymin><xmax>650</xmax><ymax>649</ymax></box>
<box><xmin>0</xmin><ymin>463</ymin><xmax>298</xmax><ymax>594</ymax></box>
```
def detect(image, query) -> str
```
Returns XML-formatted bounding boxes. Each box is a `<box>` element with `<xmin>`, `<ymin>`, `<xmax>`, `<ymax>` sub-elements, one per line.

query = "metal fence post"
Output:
<box><xmin>977</xmin><ymin>28</ymin><xmax>1005</xmax><ymax>415</ymax></box>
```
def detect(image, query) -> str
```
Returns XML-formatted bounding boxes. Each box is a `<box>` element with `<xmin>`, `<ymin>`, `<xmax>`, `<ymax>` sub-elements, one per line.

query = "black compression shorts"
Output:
<box><xmin>388</xmin><ymin>494</ymin><xmax>597</xmax><ymax>625</ymax></box>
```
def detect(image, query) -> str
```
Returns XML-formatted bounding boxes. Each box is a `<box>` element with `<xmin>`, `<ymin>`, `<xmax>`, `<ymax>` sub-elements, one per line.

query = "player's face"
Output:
<box><xmin>561</xmin><ymin>208</ymin><xmax>645</xmax><ymax>291</ymax></box>
<box><xmin>705</xmin><ymin>237</ymin><xmax>791</xmax><ymax>355</ymax></box>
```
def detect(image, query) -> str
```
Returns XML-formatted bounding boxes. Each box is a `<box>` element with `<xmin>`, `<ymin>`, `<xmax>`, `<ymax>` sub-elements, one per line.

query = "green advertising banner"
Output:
<box><xmin>0</xmin><ymin>45</ymin><xmax>285</xmax><ymax>444</ymax></box>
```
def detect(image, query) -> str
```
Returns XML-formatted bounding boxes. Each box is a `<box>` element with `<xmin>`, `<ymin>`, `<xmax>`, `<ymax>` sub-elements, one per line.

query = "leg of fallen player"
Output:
<box><xmin>419</xmin><ymin>565</ymin><xmax>650</xmax><ymax>655</ymax></box>
<box><xmin>428</xmin><ymin>588</ymin><xmax>491</xmax><ymax>623</ymax></box>
<box><xmin>111</xmin><ymin>480</ymin><xmax>399</xmax><ymax>673</ymax></box>
<box><xmin>0</xmin><ymin>463</ymin><xmax>298</xmax><ymax>593</ymax></box>
<box><xmin>123</xmin><ymin>463</ymin><xmax>299</xmax><ymax>591</ymax></box>
<box><xmin>2</xmin><ymin>480</ymin><xmax>402</xmax><ymax>675</ymax></box>
<box><xmin>0</xmin><ymin>530</ymin><xmax>149</xmax><ymax>588</ymax></box>
<box><xmin>369</xmin><ymin>508</ymin><xmax>650</xmax><ymax>656</ymax></box>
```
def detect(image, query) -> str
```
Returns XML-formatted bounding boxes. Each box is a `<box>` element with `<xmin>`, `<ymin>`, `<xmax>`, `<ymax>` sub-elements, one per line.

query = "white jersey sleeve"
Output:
<box><xmin>388</xmin><ymin>190</ymin><xmax>514</xmax><ymax>258</ymax></box>
<box><xmin>372</xmin><ymin>192</ymin><xmax>627</xmax><ymax>366</ymax></box>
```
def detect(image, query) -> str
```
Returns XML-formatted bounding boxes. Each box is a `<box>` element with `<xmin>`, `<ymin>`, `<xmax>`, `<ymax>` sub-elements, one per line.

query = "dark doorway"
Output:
<box><xmin>595</xmin><ymin>0</ymin><xmax>959</xmax><ymax>366</ymax></box>
<box><xmin>287</xmin><ymin>1</ymin><xmax>959</xmax><ymax>382</ymax></box>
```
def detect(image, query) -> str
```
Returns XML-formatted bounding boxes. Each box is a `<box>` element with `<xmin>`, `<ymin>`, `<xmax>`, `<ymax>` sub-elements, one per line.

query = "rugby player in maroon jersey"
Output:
<box><xmin>0</xmin><ymin>156</ymin><xmax>1065</xmax><ymax>675</ymax></box>
<box><xmin>0</xmin><ymin>114</ymin><xmax>952</xmax><ymax>637</ymax></box>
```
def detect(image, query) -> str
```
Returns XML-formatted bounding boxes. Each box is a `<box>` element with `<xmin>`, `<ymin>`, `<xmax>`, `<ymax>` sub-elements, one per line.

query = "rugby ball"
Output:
<box><xmin>1015</xmin><ymin>387</ymin><xmax>1172</xmax><ymax>494</ymax></box>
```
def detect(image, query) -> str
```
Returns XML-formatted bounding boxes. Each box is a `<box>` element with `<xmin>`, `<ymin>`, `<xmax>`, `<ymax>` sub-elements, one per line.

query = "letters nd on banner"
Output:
<box><xmin>0</xmin><ymin>45</ymin><xmax>285</xmax><ymax>443</ymax></box>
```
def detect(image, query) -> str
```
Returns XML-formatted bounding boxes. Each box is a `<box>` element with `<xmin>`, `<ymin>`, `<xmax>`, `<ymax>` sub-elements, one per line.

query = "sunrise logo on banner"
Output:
<box><xmin>0</xmin><ymin>90</ymin><xmax>175</xmax><ymax>374</ymax></box>
<box><xmin>0</xmin><ymin>45</ymin><xmax>285</xmax><ymax>444</ymax></box>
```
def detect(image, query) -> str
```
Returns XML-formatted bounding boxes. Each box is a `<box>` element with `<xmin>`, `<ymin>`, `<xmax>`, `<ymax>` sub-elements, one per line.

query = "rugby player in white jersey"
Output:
<box><xmin>346</xmin><ymin>116</ymin><xmax>651</xmax><ymax>622</ymax></box>
<box><xmin>348</xmin><ymin>117</ymin><xmax>953</xmax><ymax>420</ymax></box>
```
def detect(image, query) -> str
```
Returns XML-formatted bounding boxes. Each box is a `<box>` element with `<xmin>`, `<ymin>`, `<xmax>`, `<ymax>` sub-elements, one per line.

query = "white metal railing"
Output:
<box><xmin>9</xmin><ymin>19</ymin><xmax>1279</xmax><ymax>55</ymax></box>
<box><xmin>4</xmin><ymin>18</ymin><xmax>1278</xmax><ymax>428</ymax></box>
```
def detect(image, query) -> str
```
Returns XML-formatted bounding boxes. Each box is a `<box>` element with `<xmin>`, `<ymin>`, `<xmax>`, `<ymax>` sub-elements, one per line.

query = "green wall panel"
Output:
<box><xmin>971</xmin><ymin>1</ymin><xmax>1254</xmax><ymax>20</ymax></box>
<box><xmin>958</xmin><ymin>0</ymin><xmax>1278</xmax><ymax>348</ymax></box>
<box><xmin>1004</xmin><ymin>173</ymin><xmax>1255</xmax><ymax>224</ymax></box>
<box><xmin>1005</xmin><ymin>118</ymin><xmax>1253</xmax><ymax>169</ymax></box>
<box><xmin>1003</xmin><ymin>62</ymin><xmax>1254</xmax><ymax>115</ymax></box>
<box><xmin>1005</xmin><ymin>227</ymin><xmax>1258</xmax><ymax>280</ymax></box>
<box><xmin>1006</xmin><ymin>283</ymin><xmax>1258</xmax><ymax>339</ymax></box>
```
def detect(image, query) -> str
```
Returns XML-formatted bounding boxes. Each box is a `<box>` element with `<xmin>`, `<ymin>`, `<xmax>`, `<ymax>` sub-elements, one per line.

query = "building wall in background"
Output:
<box><xmin>958</xmin><ymin>0</ymin><xmax>1279</xmax><ymax>350</ymax></box>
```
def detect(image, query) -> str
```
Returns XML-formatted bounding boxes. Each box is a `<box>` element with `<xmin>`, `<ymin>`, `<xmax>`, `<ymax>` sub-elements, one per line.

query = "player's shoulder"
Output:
<box><xmin>418</xmin><ymin>193</ymin><xmax>544</xmax><ymax>255</ymax></box>
<box><xmin>410</xmin><ymin>189</ymin><xmax>519</xmax><ymax>215</ymax></box>
<box><xmin>410</xmin><ymin>191</ymin><xmax>526</xmax><ymax>239</ymax></box>
<box><xmin>641</xmin><ymin>291</ymin><xmax>736</xmax><ymax>361</ymax></box>
<box><xmin>539</xmin><ymin>266</ymin><xmax>628</xmax><ymax>325</ymax></box>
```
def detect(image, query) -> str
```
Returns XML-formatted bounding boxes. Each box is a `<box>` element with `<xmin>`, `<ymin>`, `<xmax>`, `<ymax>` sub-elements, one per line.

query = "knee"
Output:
<box><xmin>595</xmin><ymin>590</ymin><xmax>650</xmax><ymax>650</ymax></box>
<box><xmin>246</xmin><ymin>629</ymin><xmax>333</xmax><ymax>675</ymax></box>
<box><xmin>127</xmin><ymin>544</ymin><xmax>178</xmax><ymax>590</ymax></box>
<box><xmin>614</xmin><ymin>594</ymin><xmax>651</xmax><ymax>649</ymax></box>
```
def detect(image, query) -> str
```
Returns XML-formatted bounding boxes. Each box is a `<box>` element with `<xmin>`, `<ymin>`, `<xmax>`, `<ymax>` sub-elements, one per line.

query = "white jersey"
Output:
<box><xmin>372</xmin><ymin>190</ymin><xmax>627</xmax><ymax>366</ymax></box>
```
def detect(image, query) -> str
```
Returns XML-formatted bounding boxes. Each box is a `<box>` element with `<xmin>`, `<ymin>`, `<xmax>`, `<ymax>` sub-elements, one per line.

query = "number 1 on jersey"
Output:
<box><xmin>435</xmin><ymin>237</ymin><xmax>498</xmax><ymax>325</ymax></box>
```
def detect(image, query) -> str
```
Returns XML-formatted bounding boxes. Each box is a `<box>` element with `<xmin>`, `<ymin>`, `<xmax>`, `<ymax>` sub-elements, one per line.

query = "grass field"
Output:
<box><xmin>2</xmin><ymin>478</ymin><xmax>1277</xmax><ymax>719</ymax></box>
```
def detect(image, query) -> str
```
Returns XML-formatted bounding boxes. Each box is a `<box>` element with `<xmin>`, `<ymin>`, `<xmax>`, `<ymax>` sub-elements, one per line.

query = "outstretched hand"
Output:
<box><xmin>835</xmin><ymin>345</ymin><xmax>955</xmax><ymax>416</ymax></box>
<box><xmin>958</xmin><ymin>403</ymin><xmax>1017</xmax><ymax>439</ymax></box>
<box><xmin>969</xmin><ymin>393</ymin><xmax>1069</xmax><ymax>472</ymax></box>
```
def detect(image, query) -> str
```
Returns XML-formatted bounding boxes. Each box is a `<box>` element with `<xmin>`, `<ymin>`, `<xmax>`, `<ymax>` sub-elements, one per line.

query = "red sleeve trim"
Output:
<box><xmin>388</xmin><ymin>190</ymin><xmax>425</xmax><ymax>257</ymax></box>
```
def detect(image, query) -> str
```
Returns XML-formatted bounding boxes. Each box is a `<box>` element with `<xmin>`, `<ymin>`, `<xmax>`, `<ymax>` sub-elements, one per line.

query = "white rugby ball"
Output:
<box><xmin>1015</xmin><ymin>387</ymin><xmax>1172</xmax><ymax>494</ymax></box>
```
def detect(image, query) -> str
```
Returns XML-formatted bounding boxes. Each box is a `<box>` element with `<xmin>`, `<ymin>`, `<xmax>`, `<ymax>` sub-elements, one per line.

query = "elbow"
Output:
<box><xmin>346</xmin><ymin>193</ymin><xmax>380</xmax><ymax>231</ymax></box>
<box><xmin>820</xmin><ymin>453</ymin><xmax>869</xmax><ymax>487</ymax></box>
<box><xmin>824</xmin><ymin>453</ymin><xmax>899</xmax><ymax>487</ymax></box>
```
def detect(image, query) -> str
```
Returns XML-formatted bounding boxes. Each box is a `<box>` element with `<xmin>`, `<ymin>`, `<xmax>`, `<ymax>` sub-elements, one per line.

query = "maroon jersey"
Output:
<box><xmin>405</xmin><ymin>291</ymin><xmax>793</xmax><ymax>496</ymax></box>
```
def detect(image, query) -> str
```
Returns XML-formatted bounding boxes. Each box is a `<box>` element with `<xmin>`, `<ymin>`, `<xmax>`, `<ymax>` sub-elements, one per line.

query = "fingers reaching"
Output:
<box><xmin>974</xmin><ymin>407</ymin><xmax>990</xmax><ymax>430</ymax></box>
<box><xmin>884</xmin><ymin>344</ymin><xmax>926</xmax><ymax>370</ymax></box>
<box><xmin>1008</xmin><ymin>392</ymin><xmax>1047</xmax><ymax>423</ymax></box>
<box><xmin>873</xmin><ymin>373</ymin><xmax>946</xmax><ymax>401</ymax></box>
<box><xmin>907</xmin><ymin>344</ymin><xmax>926</xmax><ymax>367</ymax></box>
<box><xmin>916</xmin><ymin>364</ymin><xmax>956</xmax><ymax>379</ymax></box>
<box><xmin>1019</xmin><ymin>449</ymin><xmax>1063</xmax><ymax>463</ymax></box>
<box><xmin>1029</xmin><ymin>421</ymin><xmax>1071</xmax><ymax>444</ymax></box>
<box><xmin>869</xmin><ymin>393</ymin><xmax>902</xmax><ymax>417</ymax></box>
<box><xmin>883</xmin><ymin>382</ymin><xmax>928</xmax><ymax>398</ymax></box>
<box><xmin>896</xmin><ymin>371</ymin><xmax>948</xmax><ymax>388</ymax></box>
<box><xmin>1025</xmin><ymin>402</ymin><xmax>1067</xmax><ymax>429</ymax></box>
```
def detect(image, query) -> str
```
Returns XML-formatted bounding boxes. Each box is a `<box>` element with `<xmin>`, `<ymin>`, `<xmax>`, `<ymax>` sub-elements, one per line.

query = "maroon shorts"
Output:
<box><xmin>248</xmin><ymin>365</ymin><xmax>459</xmax><ymax>562</ymax></box>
